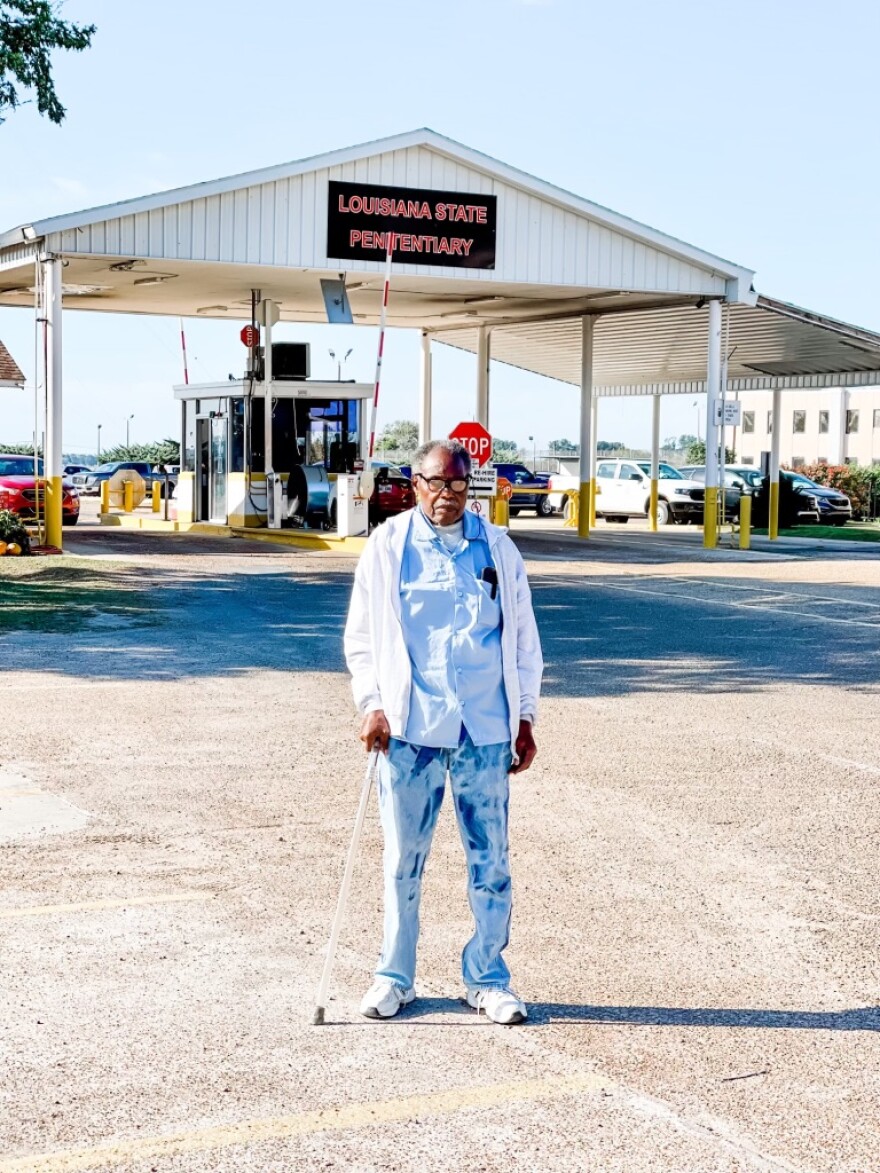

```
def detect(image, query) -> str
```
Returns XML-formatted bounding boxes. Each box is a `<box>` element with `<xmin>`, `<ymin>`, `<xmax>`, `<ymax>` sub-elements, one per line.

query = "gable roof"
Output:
<box><xmin>0</xmin><ymin>128</ymin><xmax>755</xmax><ymax>300</ymax></box>
<box><xmin>0</xmin><ymin>339</ymin><xmax>25</xmax><ymax>386</ymax></box>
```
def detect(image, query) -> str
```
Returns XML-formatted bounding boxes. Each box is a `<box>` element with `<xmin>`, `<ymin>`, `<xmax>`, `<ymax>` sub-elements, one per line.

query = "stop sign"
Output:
<box><xmin>240</xmin><ymin>324</ymin><xmax>259</xmax><ymax>348</ymax></box>
<box><xmin>449</xmin><ymin>421</ymin><xmax>493</xmax><ymax>467</ymax></box>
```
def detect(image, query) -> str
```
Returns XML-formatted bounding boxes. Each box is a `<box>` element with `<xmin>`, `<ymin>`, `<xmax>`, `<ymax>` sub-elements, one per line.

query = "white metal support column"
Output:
<box><xmin>703</xmin><ymin>299</ymin><xmax>722</xmax><ymax>549</ymax></box>
<box><xmin>589</xmin><ymin>392</ymin><xmax>598</xmax><ymax>527</ymax></box>
<box><xmin>44</xmin><ymin>255</ymin><xmax>63</xmax><ymax>550</ymax></box>
<box><xmin>476</xmin><ymin>326</ymin><xmax>490</xmax><ymax>428</ymax></box>
<box><xmin>419</xmin><ymin>331</ymin><xmax>432</xmax><ymax>444</ymax></box>
<box><xmin>769</xmin><ymin>385</ymin><xmax>782</xmax><ymax>539</ymax></box>
<box><xmin>264</xmin><ymin>314</ymin><xmax>274</xmax><ymax>475</ymax></box>
<box><xmin>578</xmin><ymin>316</ymin><xmax>595</xmax><ymax>538</ymax></box>
<box><xmin>649</xmin><ymin>394</ymin><xmax>661</xmax><ymax>531</ymax></box>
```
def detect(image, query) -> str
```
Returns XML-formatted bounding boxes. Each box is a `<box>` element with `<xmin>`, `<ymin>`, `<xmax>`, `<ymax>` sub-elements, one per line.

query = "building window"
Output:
<box><xmin>846</xmin><ymin>409</ymin><xmax>860</xmax><ymax>434</ymax></box>
<box><xmin>741</xmin><ymin>455</ymin><xmax>754</xmax><ymax>465</ymax></box>
<box><xmin>792</xmin><ymin>410</ymin><xmax>806</xmax><ymax>434</ymax></box>
<box><xmin>766</xmin><ymin>410</ymin><xmax>773</xmax><ymax>434</ymax></box>
<box><xmin>792</xmin><ymin>456</ymin><xmax>805</xmax><ymax>469</ymax></box>
<box><xmin>742</xmin><ymin>411</ymin><xmax>755</xmax><ymax>434</ymax></box>
<box><xmin>818</xmin><ymin>410</ymin><xmax>829</xmax><ymax>434</ymax></box>
<box><xmin>874</xmin><ymin>409</ymin><xmax>880</xmax><ymax>429</ymax></box>
<box><xmin>817</xmin><ymin>456</ymin><xmax>827</xmax><ymax>465</ymax></box>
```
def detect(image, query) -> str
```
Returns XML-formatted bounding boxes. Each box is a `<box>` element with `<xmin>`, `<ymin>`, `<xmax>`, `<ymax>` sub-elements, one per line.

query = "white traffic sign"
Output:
<box><xmin>714</xmin><ymin>400</ymin><xmax>742</xmax><ymax>426</ymax></box>
<box><xmin>469</xmin><ymin>466</ymin><xmax>498</xmax><ymax>495</ymax></box>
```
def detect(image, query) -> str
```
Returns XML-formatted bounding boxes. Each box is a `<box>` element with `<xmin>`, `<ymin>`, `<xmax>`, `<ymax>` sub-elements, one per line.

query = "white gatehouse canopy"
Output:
<box><xmin>1</xmin><ymin>127</ymin><xmax>879</xmax><ymax>393</ymax></box>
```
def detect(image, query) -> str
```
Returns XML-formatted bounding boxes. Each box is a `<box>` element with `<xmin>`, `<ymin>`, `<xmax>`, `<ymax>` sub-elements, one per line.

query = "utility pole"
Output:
<box><xmin>97</xmin><ymin>424</ymin><xmax>102</xmax><ymax>461</ymax></box>
<box><xmin>126</xmin><ymin>414</ymin><xmax>134</xmax><ymax>449</ymax></box>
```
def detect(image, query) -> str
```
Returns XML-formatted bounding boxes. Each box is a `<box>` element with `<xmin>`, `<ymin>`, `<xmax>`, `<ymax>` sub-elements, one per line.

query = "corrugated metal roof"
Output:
<box><xmin>431</xmin><ymin>296</ymin><xmax>880</xmax><ymax>395</ymax></box>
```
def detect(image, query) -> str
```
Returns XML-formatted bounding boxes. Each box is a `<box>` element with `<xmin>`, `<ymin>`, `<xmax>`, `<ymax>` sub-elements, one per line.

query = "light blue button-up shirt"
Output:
<box><xmin>399</xmin><ymin>507</ymin><xmax>510</xmax><ymax>749</ymax></box>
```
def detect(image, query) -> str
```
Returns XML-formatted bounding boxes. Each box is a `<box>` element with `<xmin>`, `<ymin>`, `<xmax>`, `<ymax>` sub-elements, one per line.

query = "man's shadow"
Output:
<box><xmin>329</xmin><ymin>998</ymin><xmax>880</xmax><ymax>1031</ymax></box>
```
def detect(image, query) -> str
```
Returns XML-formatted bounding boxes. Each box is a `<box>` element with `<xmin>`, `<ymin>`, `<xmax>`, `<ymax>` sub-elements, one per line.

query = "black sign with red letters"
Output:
<box><xmin>327</xmin><ymin>180</ymin><xmax>497</xmax><ymax>270</ymax></box>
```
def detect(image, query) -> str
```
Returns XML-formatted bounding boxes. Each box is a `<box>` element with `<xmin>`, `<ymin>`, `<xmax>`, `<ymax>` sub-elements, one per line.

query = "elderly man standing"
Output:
<box><xmin>344</xmin><ymin>439</ymin><xmax>543</xmax><ymax>1025</ymax></box>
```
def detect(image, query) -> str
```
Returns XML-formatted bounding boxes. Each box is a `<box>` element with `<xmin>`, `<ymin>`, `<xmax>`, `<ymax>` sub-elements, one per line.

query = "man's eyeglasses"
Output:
<box><xmin>414</xmin><ymin>474</ymin><xmax>470</xmax><ymax>493</ymax></box>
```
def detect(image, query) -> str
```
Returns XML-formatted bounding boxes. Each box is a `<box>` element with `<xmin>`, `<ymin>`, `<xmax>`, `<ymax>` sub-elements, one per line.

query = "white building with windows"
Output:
<box><xmin>732</xmin><ymin>387</ymin><xmax>880</xmax><ymax>468</ymax></box>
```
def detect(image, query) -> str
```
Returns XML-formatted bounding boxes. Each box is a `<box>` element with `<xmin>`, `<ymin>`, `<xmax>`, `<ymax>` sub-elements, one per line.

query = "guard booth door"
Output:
<box><xmin>197</xmin><ymin>414</ymin><xmax>228</xmax><ymax>522</ymax></box>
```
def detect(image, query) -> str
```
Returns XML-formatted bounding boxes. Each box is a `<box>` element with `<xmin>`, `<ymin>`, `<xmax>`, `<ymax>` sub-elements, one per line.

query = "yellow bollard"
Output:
<box><xmin>100</xmin><ymin>480</ymin><xmax>110</xmax><ymax>515</ymax></box>
<box><xmin>768</xmin><ymin>479</ymin><xmax>780</xmax><ymax>540</ymax></box>
<box><xmin>563</xmin><ymin>492</ymin><xmax>579</xmax><ymax>529</ymax></box>
<box><xmin>123</xmin><ymin>480</ymin><xmax>134</xmax><ymax>513</ymax></box>
<box><xmin>739</xmin><ymin>493</ymin><xmax>752</xmax><ymax>550</ymax></box>
<box><xmin>151</xmin><ymin>480</ymin><xmax>161</xmax><ymax>513</ymax></box>
<box><xmin>589</xmin><ymin>478</ymin><xmax>597</xmax><ymax>528</ymax></box>
<box><xmin>648</xmin><ymin>478</ymin><xmax>659</xmax><ymax>532</ymax></box>
<box><xmin>577</xmin><ymin>482</ymin><xmax>591</xmax><ymax>538</ymax></box>
<box><xmin>492</xmin><ymin>496</ymin><xmax>509</xmax><ymax>527</ymax></box>
<box><xmin>703</xmin><ymin>486</ymin><xmax>718</xmax><ymax>549</ymax></box>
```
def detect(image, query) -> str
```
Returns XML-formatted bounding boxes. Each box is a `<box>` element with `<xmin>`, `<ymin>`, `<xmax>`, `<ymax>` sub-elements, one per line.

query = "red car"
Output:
<box><xmin>369</xmin><ymin>463</ymin><xmax>415</xmax><ymax>523</ymax></box>
<box><xmin>0</xmin><ymin>454</ymin><xmax>81</xmax><ymax>525</ymax></box>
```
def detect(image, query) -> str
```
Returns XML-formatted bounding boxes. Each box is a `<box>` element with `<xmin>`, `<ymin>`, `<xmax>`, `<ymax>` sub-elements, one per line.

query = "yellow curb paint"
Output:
<box><xmin>0</xmin><ymin>892</ymin><xmax>212</xmax><ymax>920</ymax></box>
<box><xmin>0</xmin><ymin>1073</ymin><xmax>612</xmax><ymax>1173</ymax></box>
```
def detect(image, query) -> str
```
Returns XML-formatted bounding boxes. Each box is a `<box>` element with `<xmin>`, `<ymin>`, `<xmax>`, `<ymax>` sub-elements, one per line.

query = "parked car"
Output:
<box><xmin>325</xmin><ymin>462</ymin><xmax>415</xmax><ymax>527</ymax></box>
<box><xmin>492</xmin><ymin>463</ymin><xmax>553</xmax><ymax>517</ymax></box>
<box><xmin>549</xmin><ymin>459</ymin><xmax>705</xmax><ymax>524</ymax></box>
<box><xmin>64</xmin><ymin>463</ymin><xmax>92</xmax><ymax>476</ymax></box>
<box><xmin>783</xmin><ymin>471</ymin><xmax>852</xmax><ymax>525</ymax></box>
<box><xmin>676</xmin><ymin>466</ymin><xmax>750</xmax><ymax>519</ymax></box>
<box><xmin>73</xmin><ymin>459</ymin><xmax>177</xmax><ymax>497</ymax></box>
<box><xmin>0</xmin><ymin>453</ymin><xmax>80</xmax><ymax>525</ymax></box>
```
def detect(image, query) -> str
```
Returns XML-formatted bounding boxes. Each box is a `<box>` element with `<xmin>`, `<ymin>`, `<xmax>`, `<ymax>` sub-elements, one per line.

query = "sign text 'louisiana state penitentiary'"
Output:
<box><xmin>327</xmin><ymin>181</ymin><xmax>497</xmax><ymax>270</ymax></box>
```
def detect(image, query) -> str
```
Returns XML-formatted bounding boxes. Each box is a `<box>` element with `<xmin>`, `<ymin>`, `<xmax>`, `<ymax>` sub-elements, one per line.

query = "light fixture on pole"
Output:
<box><xmin>692</xmin><ymin>399</ymin><xmax>701</xmax><ymax>439</ymax></box>
<box><xmin>97</xmin><ymin>424</ymin><xmax>102</xmax><ymax>460</ymax></box>
<box><xmin>126</xmin><ymin>414</ymin><xmax>134</xmax><ymax>448</ymax></box>
<box><xmin>328</xmin><ymin>347</ymin><xmax>353</xmax><ymax>382</ymax></box>
<box><xmin>528</xmin><ymin>434</ymin><xmax>536</xmax><ymax>469</ymax></box>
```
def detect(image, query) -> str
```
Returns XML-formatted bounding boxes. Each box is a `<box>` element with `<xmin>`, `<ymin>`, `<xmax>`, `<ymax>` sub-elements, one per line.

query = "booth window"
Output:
<box><xmin>846</xmin><ymin>409</ymin><xmax>860</xmax><ymax>434</ymax></box>
<box><xmin>766</xmin><ymin>410</ymin><xmax>773</xmax><ymax>434</ymax></box>
<box><xmin>742</xmin><ymin>411</ymin><xmax>755</xmax><ymax>434</ymax></box>
<box><xmin>873</xmin><ymin>409</ymin><xmax>880</xmax><ymax>429</ymax></box>
<box><xmin>818</xmin><ymin>410</ymin><xmax>829</xmax><ymax>434</ymax></box>
<box><xmin>182</xmin><ymin>400</ymin><xmax>196</xmax><ymax>471</ymax></box>
<box><xmin>230</xmin><ymin>399</ymin><xmax>245</xmax><ymax>472</ymax></box>
<box><xmin>792</xmin><ymin>410</ymin><xmax>806</xmax><ymax>434</ymax></box>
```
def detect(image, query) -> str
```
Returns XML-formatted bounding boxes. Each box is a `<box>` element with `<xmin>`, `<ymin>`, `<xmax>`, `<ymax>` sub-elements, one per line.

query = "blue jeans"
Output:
<box><xmin>375</xmin><ymin>730</ymin><xmax>514</xmax><ymax>991</ymax></box>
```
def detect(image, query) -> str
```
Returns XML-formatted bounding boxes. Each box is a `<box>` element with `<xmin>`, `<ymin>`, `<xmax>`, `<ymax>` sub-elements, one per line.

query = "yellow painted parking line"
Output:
<box><xmin>0</xmin><ymin>1072</ymin><xmax>612</xmax><ymax>1173</ymax></box>
<box><xmin>0</xmin><ymin>789</ymin><xmax>42</xmax><ymax>798</ymax></box>
<box><xmin>0</xmin><ymin>892</ymin><xmax>212</xmax><ymax>920</ymax></box>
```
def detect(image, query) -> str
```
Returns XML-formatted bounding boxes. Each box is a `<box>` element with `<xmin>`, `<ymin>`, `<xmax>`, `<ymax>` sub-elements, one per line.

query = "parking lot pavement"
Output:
<box><xmin>1</xmin><ymin>533</ymin><xmax>878</xmax><ymax>1172</ymax></box>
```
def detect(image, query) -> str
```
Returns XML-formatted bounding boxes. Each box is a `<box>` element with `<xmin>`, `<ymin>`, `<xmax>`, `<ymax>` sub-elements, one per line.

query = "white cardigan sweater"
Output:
<box><xmin>343</xmin><ymin>510</ymin><xmax>543</xmax><ymax>754</ymax></box>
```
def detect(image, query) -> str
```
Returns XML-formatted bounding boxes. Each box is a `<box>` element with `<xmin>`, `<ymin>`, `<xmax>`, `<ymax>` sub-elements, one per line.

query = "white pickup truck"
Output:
<box><xmin>548</xmin><ymin>459</ymin><xmax>706</xmax><ymax>525</ymax></box>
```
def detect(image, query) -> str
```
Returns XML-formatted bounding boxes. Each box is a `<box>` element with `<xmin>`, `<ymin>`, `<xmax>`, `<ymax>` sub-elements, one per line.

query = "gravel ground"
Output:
<box><xmin>0</xmin><ymin>523</ymin><xmax>878</xmax><ymax>1173</ymax></box>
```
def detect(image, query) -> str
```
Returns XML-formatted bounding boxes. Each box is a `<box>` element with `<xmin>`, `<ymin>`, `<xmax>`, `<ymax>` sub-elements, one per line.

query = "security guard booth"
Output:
<box><xmin>173</xmin><ymin>359</ymin><xmax>372</xmax><ymax>528</ymax></box>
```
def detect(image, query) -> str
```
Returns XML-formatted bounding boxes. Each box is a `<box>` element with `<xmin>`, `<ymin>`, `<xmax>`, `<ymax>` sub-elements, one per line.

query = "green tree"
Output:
<box><xmin>377</xmin><ymin>419</ymin><xmax>419</xmax><ymax>458</ymax></box>
<box><xmin>491</xmin><ymin>438</ymin><xmax>522</xmax><ymax>462</ymax></box>
<box><xmin>548</xmin><ymin>438</ymin><xmax>577</xmax><ymax>454</ymax></box>
<box><xmin>596</xmin><ymin>440</ymin><xmax>624</xmax><ymax>453</ymax></box>
<box><xmin>685</xmin><ymin>439</ymin><xmax>735</xmax><ymax>464</ymax></box>
<box><xmin>0</xmin><ymin>1</ymin><xmax>95</xmax><ymax>125</ymax></box>
<box><xmin>0</xmin><ymin>441</ymin><xmax>42</xmax><ymax>455</ymax></box>
<box><xmin>100</xmin><ymin>439</ymin><xmax>180</xmax><ymax>464</ymax></box>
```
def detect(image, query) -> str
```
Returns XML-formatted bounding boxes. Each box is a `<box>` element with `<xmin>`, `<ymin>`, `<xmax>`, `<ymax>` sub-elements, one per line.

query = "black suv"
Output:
<box><xmin>493</xmin><ymin>463</ymin><xmax>553</xmax><ymax>517</ymax></box>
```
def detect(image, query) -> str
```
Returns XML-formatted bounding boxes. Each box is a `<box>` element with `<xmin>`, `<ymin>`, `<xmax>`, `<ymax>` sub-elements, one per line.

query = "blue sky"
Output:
<box><xmin>1</xmin><ymin>0</ymin><xmax>878</xmax><ymax>455</ymax></box>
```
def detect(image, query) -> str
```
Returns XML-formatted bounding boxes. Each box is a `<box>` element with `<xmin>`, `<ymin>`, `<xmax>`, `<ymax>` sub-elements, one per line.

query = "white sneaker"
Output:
<box><xmin>466</xmin><ymin>986</ymin><xmax>528</xmax><ymax>1025</ymax></box>
<box><xmin>360</xmin><ymin>979</ymin><xmax>415</xmax><ymax>1020</ymax></box>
